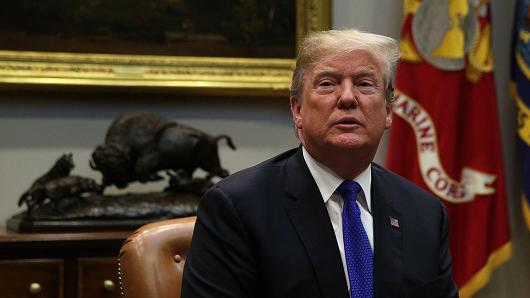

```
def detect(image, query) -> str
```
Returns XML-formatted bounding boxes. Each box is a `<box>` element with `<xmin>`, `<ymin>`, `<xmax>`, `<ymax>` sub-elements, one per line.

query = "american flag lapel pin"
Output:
<box><xmin>389</xmin><ymin>216</ymin><xmax>400</xmax><ymax>229</ymax></box>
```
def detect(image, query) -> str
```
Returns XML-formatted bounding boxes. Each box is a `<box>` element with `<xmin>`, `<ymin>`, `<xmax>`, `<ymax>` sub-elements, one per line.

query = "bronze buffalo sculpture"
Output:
<box><xmin>90</xmin><ymin>112</ymin><xmax>236</xmax><ymax>191</ymax></box>
<box><xmin>11</xmin><ymin>112</ymin><xmax>235</xmax><ymax>231</ymax></box>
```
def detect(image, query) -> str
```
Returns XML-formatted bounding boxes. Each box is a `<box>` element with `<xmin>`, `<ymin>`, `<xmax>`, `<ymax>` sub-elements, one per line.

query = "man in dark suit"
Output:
<box><xmin>182</xmin><ymin>29</ymin><xmax>458</xmax><ymax>298</ymax></box>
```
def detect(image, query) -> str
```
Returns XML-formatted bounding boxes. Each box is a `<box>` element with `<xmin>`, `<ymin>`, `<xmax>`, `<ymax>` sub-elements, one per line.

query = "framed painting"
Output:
<box><xmin>0</xmin><ymin>0</ymin><xmax>330</xmax><ymax>96</ymax></box>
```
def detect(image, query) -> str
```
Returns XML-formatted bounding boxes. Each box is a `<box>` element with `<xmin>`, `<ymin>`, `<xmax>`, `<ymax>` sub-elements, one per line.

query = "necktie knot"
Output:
<box><xmin>337</xmin><ymin>180</ymin><xmax>362</xmax><ymax>202</ymax></box>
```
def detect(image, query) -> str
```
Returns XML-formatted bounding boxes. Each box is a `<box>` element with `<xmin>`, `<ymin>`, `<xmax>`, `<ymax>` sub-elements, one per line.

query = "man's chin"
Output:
<box><xmin>331</xmin><ymin>136</ymin><xmax>368</xmax><ymax>150</ymax></box>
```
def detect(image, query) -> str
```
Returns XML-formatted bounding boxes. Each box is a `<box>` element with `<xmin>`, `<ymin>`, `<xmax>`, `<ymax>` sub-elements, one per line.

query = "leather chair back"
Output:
<box><xmin>119</xmin><ymin>216</ymin><xmax>196</xmax><ymax>298</ymax></box>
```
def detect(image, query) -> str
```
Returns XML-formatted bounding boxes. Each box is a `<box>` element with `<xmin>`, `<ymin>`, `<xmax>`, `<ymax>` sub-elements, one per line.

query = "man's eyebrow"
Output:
<box><xmin>311</xmin><ymin>67</ymin><xmax>382</xmax><ymax>85</ymax></box>
<box><xmin>352</xmin><ymin>68</ymin><xmax>378</xmax><ymax>79</ymax></box>
<box><xmin>311</xmin><ymin>69</ymin><xmax>340</xmax><ymax>84</ymax></box>
<box><xmin>313</xmin><ymin>68</ymin><xmax>339</xmax><ymax>78</ymax></box>
<box><xmin>313</xmin><ymin>67</ymin><xmax>379</xmax><ymax>78</ymax></box>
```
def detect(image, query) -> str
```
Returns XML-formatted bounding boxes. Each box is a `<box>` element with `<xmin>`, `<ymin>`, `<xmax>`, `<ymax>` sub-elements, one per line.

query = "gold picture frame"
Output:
<box><xmin>0</xmin><ymin>0</ymin><xmax>330</xmax><ymax>97</ymax></box>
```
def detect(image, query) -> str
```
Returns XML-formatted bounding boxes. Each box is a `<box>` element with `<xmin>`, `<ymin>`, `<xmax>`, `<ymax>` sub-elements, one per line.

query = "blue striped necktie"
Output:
<box><xmin>337</xmin><ymin>180</ymin><xmax>373</xmax><ymax>298</ymax></box>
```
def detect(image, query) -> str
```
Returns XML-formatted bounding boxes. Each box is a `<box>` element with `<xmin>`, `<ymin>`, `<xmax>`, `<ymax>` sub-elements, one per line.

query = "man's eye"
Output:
<box><xmin>358</xmin><ymin>81</ymin><xmax>374</xmax><ymax>87</ymax></box>
<box><xmin>319</xmin><ymin>80</ymin><xmax>335</xmax><ymax>87</ymax></box>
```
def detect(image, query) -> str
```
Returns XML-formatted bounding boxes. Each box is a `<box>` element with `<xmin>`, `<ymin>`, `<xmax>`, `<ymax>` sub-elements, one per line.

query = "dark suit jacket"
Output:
<box><xmin>182</xmin><ymin>147</ymin><xmax>458</xmax><ymax>298</ymax></box>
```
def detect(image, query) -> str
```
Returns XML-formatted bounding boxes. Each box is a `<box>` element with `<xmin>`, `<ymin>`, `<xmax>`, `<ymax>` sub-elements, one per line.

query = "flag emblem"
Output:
<box><xmin>389</xmin><ymin>217</ymin><xmax>400</xmax><ymax>229</ymax></box>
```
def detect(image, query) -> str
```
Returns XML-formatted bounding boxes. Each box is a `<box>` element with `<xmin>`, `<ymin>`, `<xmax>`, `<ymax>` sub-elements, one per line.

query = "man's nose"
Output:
<box><xmin>338</xmin><ymin>81</ymin><xmax>358</xmax><ymax>109</ymax></box>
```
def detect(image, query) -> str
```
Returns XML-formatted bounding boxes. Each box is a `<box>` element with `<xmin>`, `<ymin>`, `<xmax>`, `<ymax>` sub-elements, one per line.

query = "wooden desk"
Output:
<box><xmin>0</xmin><ymin>228</ymin><xmax>131</xmax><ymax>298</ymax></box>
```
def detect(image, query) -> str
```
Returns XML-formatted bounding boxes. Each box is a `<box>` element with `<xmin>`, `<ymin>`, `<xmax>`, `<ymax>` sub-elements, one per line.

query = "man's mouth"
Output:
<box><xmin>334</xmin><ymin>117</ymin><xmax>361</xmax><ymax>127</ymax></box>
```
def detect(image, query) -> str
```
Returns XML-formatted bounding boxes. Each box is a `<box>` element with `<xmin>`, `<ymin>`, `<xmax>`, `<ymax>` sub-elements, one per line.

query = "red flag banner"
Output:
<box><xmin>387</xmin><ymin>1</ymin><xmax>512</xmax><ymax>297</ymax></box>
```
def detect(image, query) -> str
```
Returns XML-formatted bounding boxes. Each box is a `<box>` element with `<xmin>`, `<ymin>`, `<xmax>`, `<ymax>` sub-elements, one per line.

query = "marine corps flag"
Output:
<box><xmin>511</xmin><ymin>0</ymin><xmax>530</xmax><ymax>232</ymax></box>
<box><xmin>386</xmin><ymin>1</ymin><xmax>512</xmax><ymax>297</ymax></box>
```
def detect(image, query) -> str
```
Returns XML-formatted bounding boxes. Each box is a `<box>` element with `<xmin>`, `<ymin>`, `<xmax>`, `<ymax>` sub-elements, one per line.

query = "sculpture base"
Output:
<box><xmin>7</xmin><ymin>191</ymin><xmax>201</xmax><ymax>233</ymax></box>
<box><xmin>7</xmin><ymin>213</ymin><xmax>163</xmax><ymax>232</ymax></box>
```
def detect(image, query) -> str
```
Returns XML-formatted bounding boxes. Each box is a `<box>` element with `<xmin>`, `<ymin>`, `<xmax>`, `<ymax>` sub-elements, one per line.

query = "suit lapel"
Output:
<box><xmin>372</xmin><ymin>164</ymin><xmax>404</xmax><ymax>297</ymax></box>
<box><xmin>284</xmin><ymin>148</ymin><xmax>349</xmax><ymax>298</ymax></box>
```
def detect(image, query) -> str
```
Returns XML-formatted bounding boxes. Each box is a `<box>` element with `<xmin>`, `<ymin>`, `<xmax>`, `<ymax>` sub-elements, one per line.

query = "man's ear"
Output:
<box><xmin>290</xmin><ymin>96</ymin><xmax>303</xmax><ymax>129</ymax></box>
<box><xmin>385</xmin><ymin>106</ymin><xmax>393</xmax><ymax>129</ymax></box>
<box><xmin>385</xmin><ymin>81</ymin><xmax>394</xmax><ymax>129</ymax></box>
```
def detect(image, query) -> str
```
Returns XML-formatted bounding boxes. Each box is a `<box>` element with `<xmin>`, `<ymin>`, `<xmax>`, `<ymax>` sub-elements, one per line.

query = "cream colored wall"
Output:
<box><xmin>0</xmin><ymin>0</ymin><xmax>528</xmax><ymax>297</ymax></box>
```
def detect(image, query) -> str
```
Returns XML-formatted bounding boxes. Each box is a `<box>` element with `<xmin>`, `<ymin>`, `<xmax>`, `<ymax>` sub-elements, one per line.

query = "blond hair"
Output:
<box><xmin>290</xmin><ymin>29</ymin><xmax>400</xmax><ymax>105</ymax></box>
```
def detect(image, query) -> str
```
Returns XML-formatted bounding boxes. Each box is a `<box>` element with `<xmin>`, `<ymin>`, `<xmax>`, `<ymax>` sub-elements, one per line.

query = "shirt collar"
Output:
<box><xmin>302</xmin><ymin>146</ymin><xmax>372</xmax><ymax>212</ymax></box>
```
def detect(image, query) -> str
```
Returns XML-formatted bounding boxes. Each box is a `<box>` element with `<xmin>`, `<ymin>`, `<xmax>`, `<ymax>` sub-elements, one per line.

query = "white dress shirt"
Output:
<box><xmin>302</xmin><ymin>147</ymin><xmax>374</xmax><ymax>291</ymax></box>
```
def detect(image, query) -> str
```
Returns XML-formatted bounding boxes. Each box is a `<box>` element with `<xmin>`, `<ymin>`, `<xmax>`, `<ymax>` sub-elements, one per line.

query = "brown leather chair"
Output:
<box><xmin>119</xmin><ymin>216</ymin><xmax>196</xmax><ymax>298</ymax></box>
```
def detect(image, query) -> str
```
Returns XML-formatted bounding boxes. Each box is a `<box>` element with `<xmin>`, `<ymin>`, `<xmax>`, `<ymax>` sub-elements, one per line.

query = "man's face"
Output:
<box><xmin>291</xmin><ymin>49</ymin><xmax>392</xmax><ymax>159</ymax></box>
